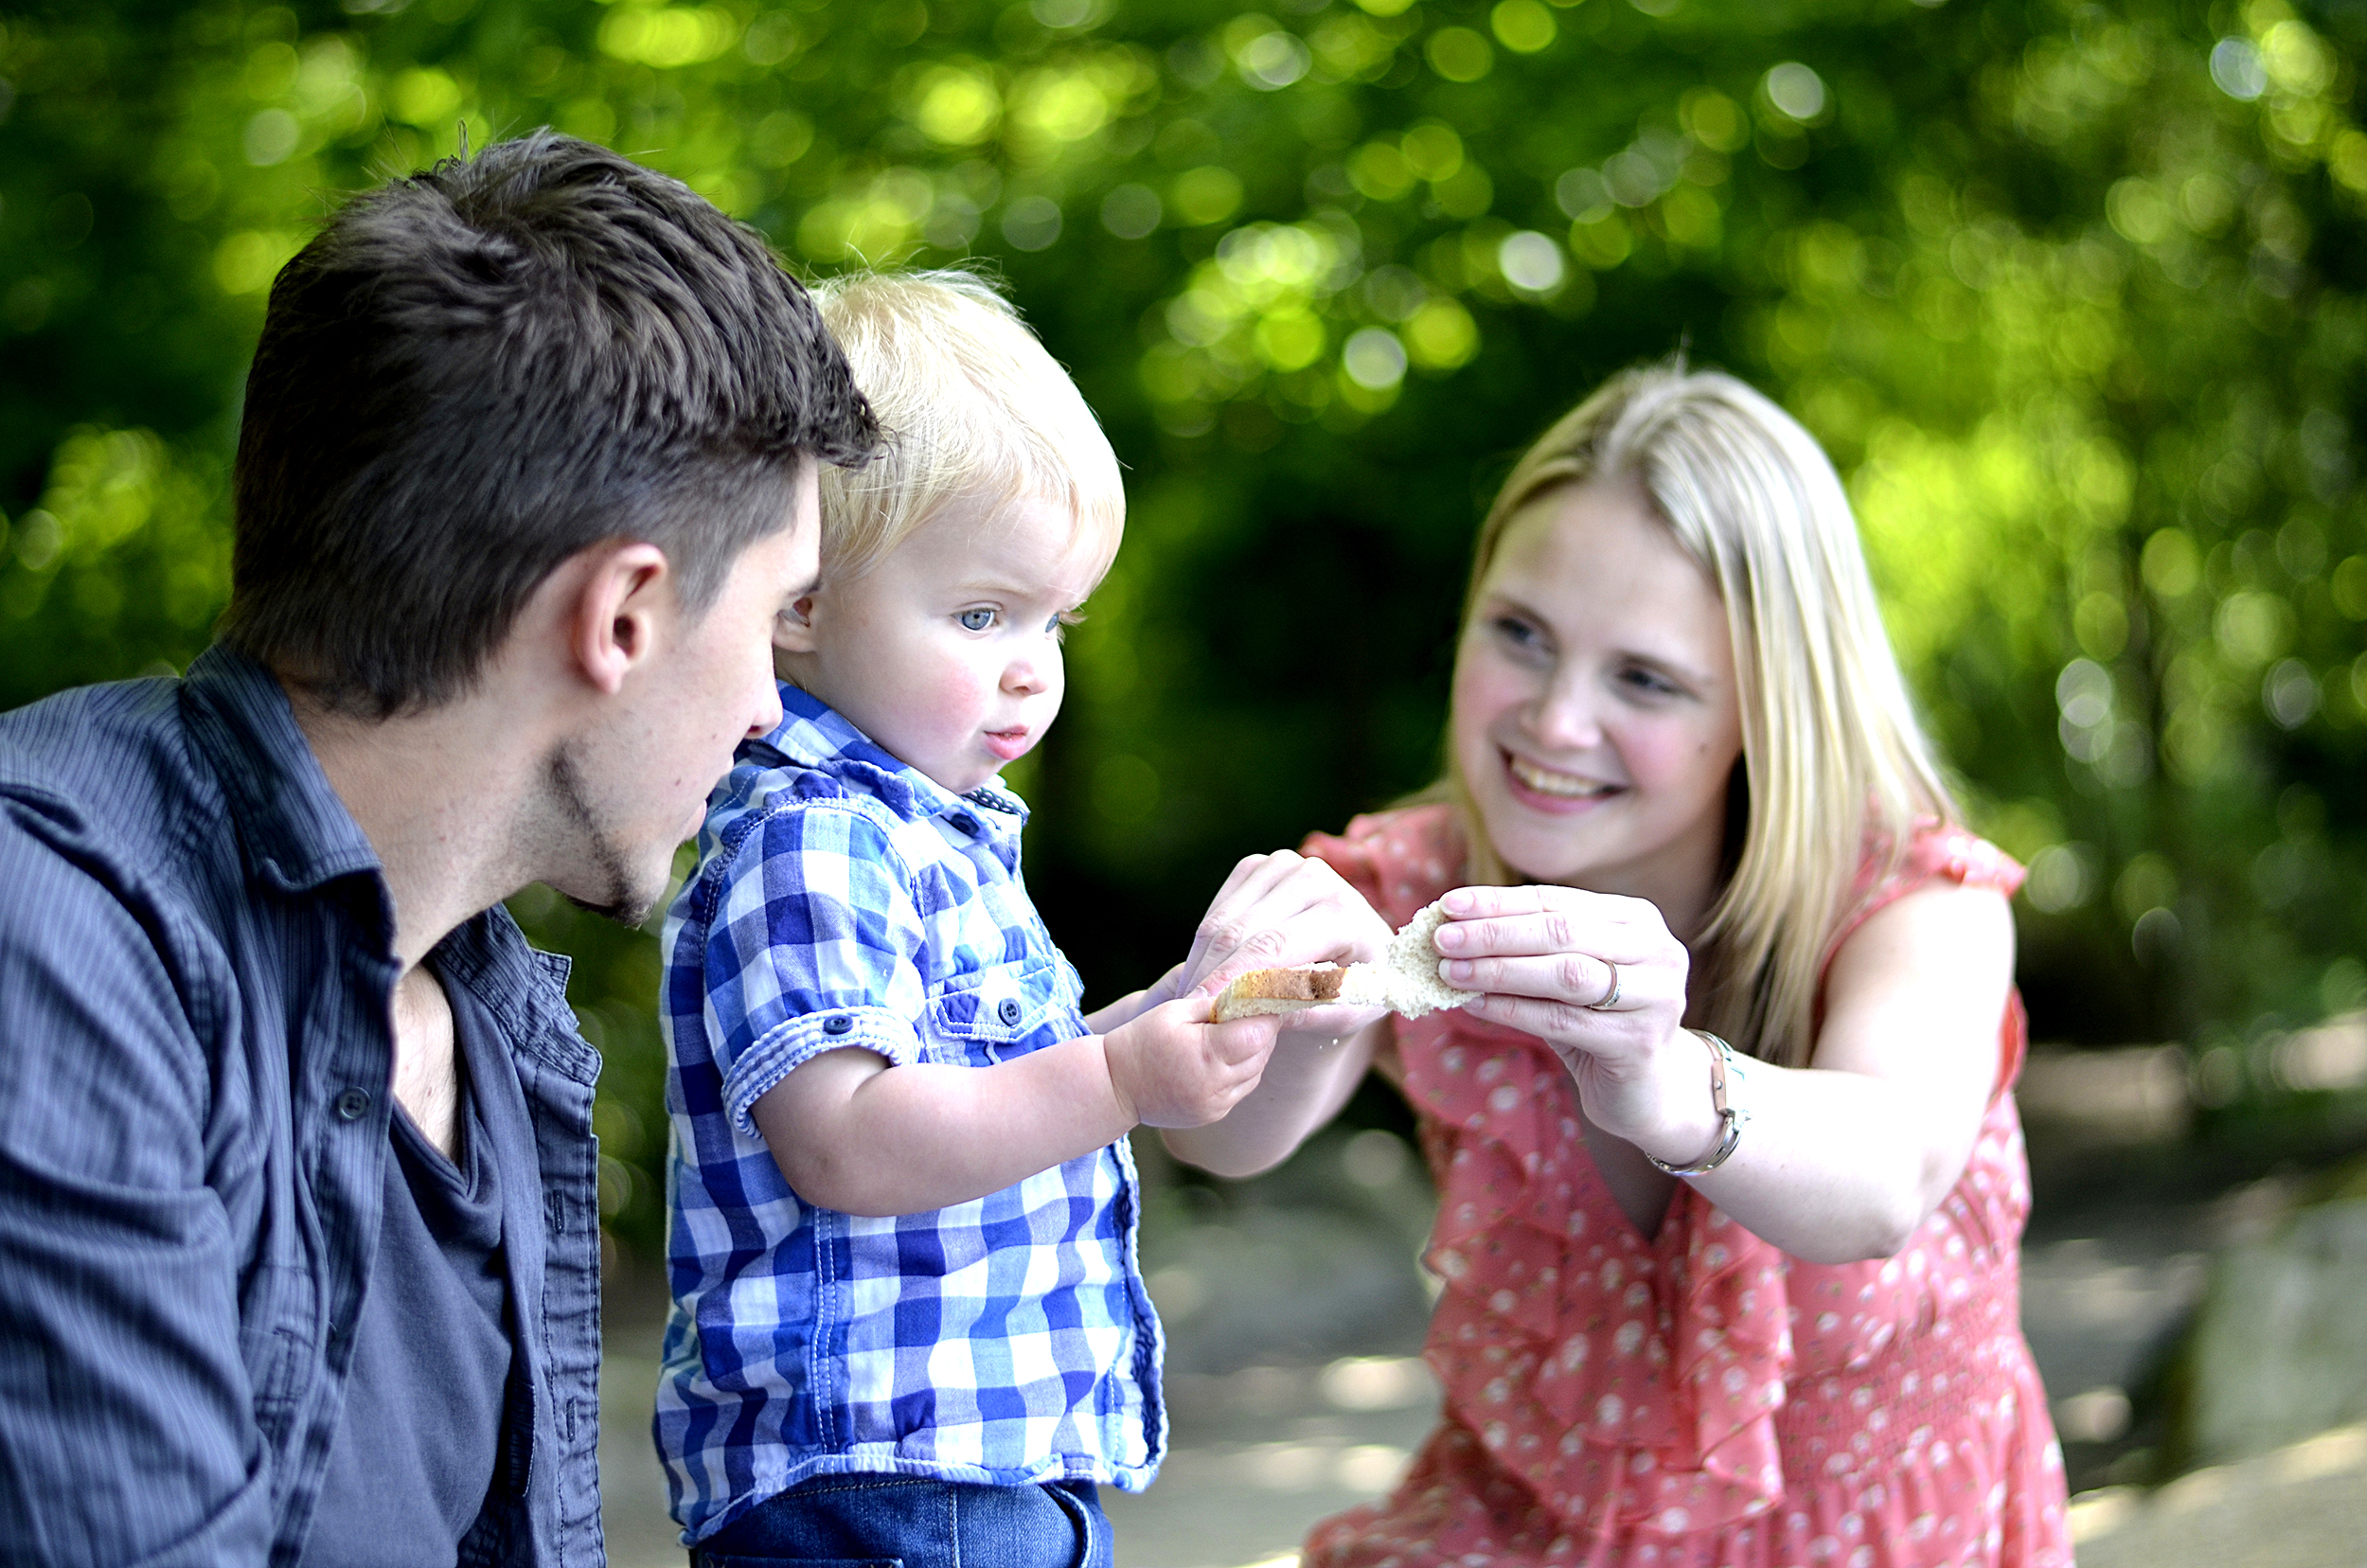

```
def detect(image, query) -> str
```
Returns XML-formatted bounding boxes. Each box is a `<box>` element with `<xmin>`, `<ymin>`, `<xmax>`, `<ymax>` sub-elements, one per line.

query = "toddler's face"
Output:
<box><xmin>783</xmin><ymin>492</ymin><xmax>1112</xmax><ymax>795</ymax></box>
<box><xmin>1450</xmin><ymin>477</ymin><xmax>1743</xmax><ymax>913</ymax></box>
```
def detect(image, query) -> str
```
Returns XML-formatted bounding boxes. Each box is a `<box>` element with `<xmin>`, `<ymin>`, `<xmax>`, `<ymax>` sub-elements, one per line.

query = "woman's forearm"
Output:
<box><xmin>1164</xmin><ymin>1021</ymin><xmax>1379</xmax><ymax>1177</ymax></box>
<box><xmin>1438</xmin><ymin>881</ymin><xmax>2008</xmax><ymax>1267</ymax></box>
<box><xmin>1660</xmin><ymin>1058</ymin><xmax>1969</xmax><ymax>1264</ymax></box>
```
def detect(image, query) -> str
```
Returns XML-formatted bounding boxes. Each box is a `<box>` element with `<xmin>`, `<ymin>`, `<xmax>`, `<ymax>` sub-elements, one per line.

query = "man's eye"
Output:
<box><xmin>959</xmin><ymin>608</ymin><xmax>996</xmax><ymax>632</ymax></box>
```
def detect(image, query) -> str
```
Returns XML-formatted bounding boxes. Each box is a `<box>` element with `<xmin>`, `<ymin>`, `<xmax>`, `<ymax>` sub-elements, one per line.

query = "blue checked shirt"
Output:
<box><xmin>655</xmin><ymin>686</ymin><xmax>1165</xmax><ymax>1542</ymax></box>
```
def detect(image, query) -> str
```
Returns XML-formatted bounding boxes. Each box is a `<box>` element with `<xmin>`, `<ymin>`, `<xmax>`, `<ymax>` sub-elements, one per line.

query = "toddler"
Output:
<box><xmin>653</xmin><ymin>272</ymin><xmax>1290</xmax><ymax>1568</ymax></box>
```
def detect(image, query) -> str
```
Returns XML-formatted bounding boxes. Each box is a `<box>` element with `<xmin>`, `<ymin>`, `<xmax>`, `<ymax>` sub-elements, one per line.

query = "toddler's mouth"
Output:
<box><xmin>1505</xmin><ymin>753</ymin><xmax>1619</xmax><ymax>801</ymax></box>
<box><xmin>984</xmin><ymin>726</ymin><xmax>1033</xmax><ymax>762</ymax></box>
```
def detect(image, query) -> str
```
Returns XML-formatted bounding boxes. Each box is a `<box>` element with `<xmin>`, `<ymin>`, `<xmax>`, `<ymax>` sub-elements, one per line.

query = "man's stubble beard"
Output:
<box><xmin>543</xmin><ymin>742</ymin><xmax>662</xmax><ymax>928</ymax></box>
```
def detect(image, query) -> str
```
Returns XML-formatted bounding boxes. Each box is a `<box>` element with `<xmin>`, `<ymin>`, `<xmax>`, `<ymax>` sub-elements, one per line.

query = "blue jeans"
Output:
<box><xmin>690</xmin><ymin>1474</ymin><xmax>1111</xmax><ymax>1568</ymax></box>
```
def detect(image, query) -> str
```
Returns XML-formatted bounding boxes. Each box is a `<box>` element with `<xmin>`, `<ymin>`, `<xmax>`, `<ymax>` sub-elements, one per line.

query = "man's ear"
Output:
<box><xmin>570</xmin><ymin>542</ymin><xmax>672</xmax><ymax>695</ymax></box>
<box><xmin>773</xmin><ymin>589</ymin><xmax>821</xmax><ymax>655</ymax></box>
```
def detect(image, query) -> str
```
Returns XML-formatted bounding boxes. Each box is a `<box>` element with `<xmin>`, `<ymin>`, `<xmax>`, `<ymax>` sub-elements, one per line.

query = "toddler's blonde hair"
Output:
<box><xmin>1444</xmin><ymin>363</ymin><xmax>1956</xmax><ymax>1068</ymax></box>
<box><xmin>806</xmin><ymin>270</ymin><xmax>1123</xmax><ymax>579</ymax></box>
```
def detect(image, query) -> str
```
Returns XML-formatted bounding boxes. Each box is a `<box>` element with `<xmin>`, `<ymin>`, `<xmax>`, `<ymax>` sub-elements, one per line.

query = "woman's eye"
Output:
<box><xmin>958</xmin><ymin>608</ymin><xmax>996</xmax><ymax>633</ymax></box>
<box><xmin>1621</xmin><ymin>666</ymin><xmax>1680</xmax><ymax>698</ymax></box>
<box><xmin>1492</xmin><ymin>615</ymin><xmax>1544</xmax><ymax>652</ymax></box>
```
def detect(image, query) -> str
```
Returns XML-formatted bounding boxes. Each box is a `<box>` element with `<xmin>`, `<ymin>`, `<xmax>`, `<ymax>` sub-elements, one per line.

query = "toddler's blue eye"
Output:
<box><xmin>959</xmin><ymin>608</ymin><xmax>996</xmax><ymax>632</ymax></box>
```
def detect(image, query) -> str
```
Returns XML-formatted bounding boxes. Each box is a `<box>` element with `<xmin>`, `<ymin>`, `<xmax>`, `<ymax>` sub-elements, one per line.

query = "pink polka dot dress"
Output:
<box><xmin>1298</xmin><ymin>807</ymin><xmax>2072</xmax><ymax>1568</ymax></box>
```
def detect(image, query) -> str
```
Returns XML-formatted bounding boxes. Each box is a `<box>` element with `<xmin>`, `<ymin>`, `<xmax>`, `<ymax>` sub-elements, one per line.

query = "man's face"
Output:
<box><xmin>547</xmin><ymin>466</ymin><xmax>820</xmax><ymax>923</ymax></box>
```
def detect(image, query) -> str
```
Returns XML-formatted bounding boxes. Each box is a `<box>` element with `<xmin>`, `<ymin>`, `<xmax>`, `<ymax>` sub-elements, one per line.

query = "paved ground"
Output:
<box><xmin>599</xmin><ymin>1349</ymin><xmax>2367</xmax><ymax>1568</ymax></box>
<box><xmin>596</xmin><ymin>1054</ymin><xmax>2367</xmax><ymax>1568</ymax></box>
<box><xmin>2069</xmin><ymin>1421</ymin><xmax>2367</xmax><ymax>1568</ymax></box>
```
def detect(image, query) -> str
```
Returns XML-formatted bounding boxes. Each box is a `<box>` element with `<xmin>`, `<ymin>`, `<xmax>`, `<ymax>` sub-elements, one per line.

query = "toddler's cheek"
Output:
<box><xmin>929</xmin><ymin>664</ymin><xmax>993</xmax><ymax>726</ymax></box>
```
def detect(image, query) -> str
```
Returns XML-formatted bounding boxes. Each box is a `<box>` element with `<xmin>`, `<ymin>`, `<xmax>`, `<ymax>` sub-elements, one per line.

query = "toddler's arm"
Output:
<box><xmin>1158</xmin><ymin>849</ymin><xmax>1397</xmax><ymax>1177</ymax></box>
<box><xmin>751</xmin><ymin>998</ymin><xmax>1283</xmax><ymax>1217</ymax></box>
<box><xmin>1081</xmin><ymin>963</ymin><xmax>1187</xmax><ymax>1033</ymax></box>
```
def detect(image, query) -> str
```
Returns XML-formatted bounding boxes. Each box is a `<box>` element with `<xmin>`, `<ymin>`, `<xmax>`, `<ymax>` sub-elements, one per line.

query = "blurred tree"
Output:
<box><xmin>5</xmin><ymin>0</ymin><xmax>2364</xmax><ymax>1256</ymax></box>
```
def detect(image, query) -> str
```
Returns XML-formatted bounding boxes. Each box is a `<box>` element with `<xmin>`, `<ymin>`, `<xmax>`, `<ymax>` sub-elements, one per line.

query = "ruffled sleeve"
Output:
<box><xmin>1833</xmin><ymin>822</ymin><xmax>2025</xmax><ymax>954</ymax></box>
<box><xmin>1829</xmin><ymin>822</ymin><xmax>2031</xmax><ymax>1096</ymax></box>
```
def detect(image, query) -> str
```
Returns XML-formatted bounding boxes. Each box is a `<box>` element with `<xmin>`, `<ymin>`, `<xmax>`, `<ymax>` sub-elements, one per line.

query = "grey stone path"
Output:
<box><xmin>2068</xmin><ymin>1421</ymin><xmax>2367</xmax><ymax>1568</ymax></box>
<box><xmin>596</xmin><ymin>1059</ymin><xmax>2366</xmax><ymax>1568</ymax></box>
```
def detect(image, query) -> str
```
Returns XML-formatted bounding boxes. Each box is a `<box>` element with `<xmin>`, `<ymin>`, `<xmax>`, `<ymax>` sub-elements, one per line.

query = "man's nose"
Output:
<box><xmin>745</xmin><ymin>665</ymin><xmax>784</xmax><ymax>739</ymax></box>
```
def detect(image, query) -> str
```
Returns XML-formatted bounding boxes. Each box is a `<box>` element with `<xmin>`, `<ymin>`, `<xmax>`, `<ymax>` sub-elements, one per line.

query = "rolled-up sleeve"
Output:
<box><xmin>0</xmin><ymin>804</ymin><xmax>272</xmax><ymax>1567</ymax></box>
<box><xmin>702</xmin><ymin>802</ymin><xmax>931</xmax><ymax>1135</ymax></box>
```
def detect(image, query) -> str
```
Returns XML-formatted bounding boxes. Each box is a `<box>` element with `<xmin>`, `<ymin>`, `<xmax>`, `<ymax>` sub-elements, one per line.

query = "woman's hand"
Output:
<box><xmin>1159</xmin><ymin>850</ymin><xmax>1396</xmax><ymax>1178</ymax></box>
<box><xmin>1433</xmin><ymin>883</ymin><xmax>1725</xmax><ymax>1168</ymax></box>
<box><xmin>1180</xmin><ymin>849</ymin><xmax>1396</xmax><ymax>1038</ymax></box>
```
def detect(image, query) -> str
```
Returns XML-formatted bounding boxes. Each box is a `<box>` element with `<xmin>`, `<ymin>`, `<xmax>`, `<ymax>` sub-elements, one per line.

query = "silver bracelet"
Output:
<box><xmin>1645</xmin><ymin>1029</ymin><xmax>1752</xmax><ymax>1177</ymax></box>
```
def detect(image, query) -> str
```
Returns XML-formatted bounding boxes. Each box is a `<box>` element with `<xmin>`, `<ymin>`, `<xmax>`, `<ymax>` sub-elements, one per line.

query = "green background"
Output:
<box><xmin>5</xmin><ymin>0</ymin><xmax>2364</xmax><ymax>1261</ymax></box>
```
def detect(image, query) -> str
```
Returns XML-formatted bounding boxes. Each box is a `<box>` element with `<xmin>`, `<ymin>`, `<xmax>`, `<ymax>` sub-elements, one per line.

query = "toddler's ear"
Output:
<box><xmin>774</xmin><ymin>592</ymin><xmax>820</xmax><ymax>655</ymax></box>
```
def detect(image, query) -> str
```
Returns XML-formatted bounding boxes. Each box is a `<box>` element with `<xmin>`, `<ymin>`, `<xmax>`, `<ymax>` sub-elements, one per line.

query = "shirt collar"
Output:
<box><xmin>746</xmin><ymin>683</ymin><xmax>1028</xmax><ymax>836</ymax></box>
<box><xmin>180</xmin><ymin>645</ymin><xmax>385</xmax><ymax>896</ymax></box>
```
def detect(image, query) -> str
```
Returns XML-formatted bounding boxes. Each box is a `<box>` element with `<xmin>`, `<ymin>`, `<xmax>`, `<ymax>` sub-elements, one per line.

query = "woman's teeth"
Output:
<box><xmin>1508</xmin><ymin>756</ymin><xmax>1614</xmax><ymax>798</ymax></box>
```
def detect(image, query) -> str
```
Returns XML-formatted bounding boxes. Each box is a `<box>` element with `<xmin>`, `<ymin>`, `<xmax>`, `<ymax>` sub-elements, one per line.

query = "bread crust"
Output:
<box><xmin>1203</xmin><ymin>904</ymin><xmax>1479</xmax><ymax>1024</ymax></box>
<box><xmin>1208</xmin><ymin>965</ymin><xmax>1345</xmax><ymax>1023</ymax></box>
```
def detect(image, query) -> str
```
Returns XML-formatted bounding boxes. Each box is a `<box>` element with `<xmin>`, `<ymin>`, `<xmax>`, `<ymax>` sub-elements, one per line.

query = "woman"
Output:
<box><xmin>1166</xmin><ymin>365</ymin><xmax>2072</xmax><ymax>1567</ymax></box>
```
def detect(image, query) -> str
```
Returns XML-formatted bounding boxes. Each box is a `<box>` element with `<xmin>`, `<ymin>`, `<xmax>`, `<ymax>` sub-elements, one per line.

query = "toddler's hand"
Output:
<box><xmin>1182</xmin><ymin>849</ymin><xmax>1394</xmax><ymax>998</ymax></box>
<box><xmin>1101</xmin><ymin>996</ymin><xmax>1284</xmax><ymax>1129</ymax></box>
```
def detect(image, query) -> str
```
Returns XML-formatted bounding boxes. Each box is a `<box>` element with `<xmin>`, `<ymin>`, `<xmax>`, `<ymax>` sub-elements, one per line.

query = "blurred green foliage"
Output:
<box><xmin>6</xmin><ymin>0</ymin><xmax>2367</xmax><ymax>1256</ymax></box>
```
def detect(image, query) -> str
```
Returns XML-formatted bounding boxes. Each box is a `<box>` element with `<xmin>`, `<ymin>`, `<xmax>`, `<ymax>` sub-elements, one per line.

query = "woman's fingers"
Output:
<box><xmin>1184</xmin><ymin>852</ymin><xmax>1387</xmax><ymax>991</ymax></box>
<box><xmin>1439</xmin><ymin>948</ymin><xmax>1631</xmax><ymax>1010</ymax></box>
<box><xmin>1439</xmin><ymin>882</ymin><xmax>1658</xmax><ymax>929</ymax></box>
<box><xmin>1466</xmin><ymin>989</ymin><xmax>1633</xmax><ymax>1045</ymax></box>
<box><xmin>1183</xmin><ymin>850</ymin><xmax>1306</xmax><ymax>983</ymax></box>
<box><xmin>1433</xmin><ymin>908</ymin><xmax>1641</xmax><ymax>966</ymax></box>
<box><xmin>1426</xmin><ymin>885</ymin><xmax>1688</xmax><ymax>1081</ymax></box>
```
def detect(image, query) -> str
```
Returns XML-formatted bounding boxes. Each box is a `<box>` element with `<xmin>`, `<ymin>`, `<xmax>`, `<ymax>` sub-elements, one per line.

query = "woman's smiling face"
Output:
<box><xmin>1449</xmin><ymin>476</ymin><xmax>1745</xmax><ymax>922</ymax></box>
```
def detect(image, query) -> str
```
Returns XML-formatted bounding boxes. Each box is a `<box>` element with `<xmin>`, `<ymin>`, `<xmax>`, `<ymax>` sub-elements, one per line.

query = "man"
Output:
<box><xmin>0</xmin><ymin>134</ymin><xmax>878</xmax><ymax>1565</ymax></box>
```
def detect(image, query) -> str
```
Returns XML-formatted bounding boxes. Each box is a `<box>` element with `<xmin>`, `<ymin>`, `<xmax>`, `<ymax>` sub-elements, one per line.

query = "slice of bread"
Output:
<box><xmin>1361</xmin><ymin>900</ymin><xmax>1481</xmax><ymax>1019</ymax></box>
<box><xmin>1207</xmin><ymin>964</ymin><xmax>1347</xmax><ymax>1022</ymax></box>
<box><xmin>1207</xmin><ymin>900</ymin><xmax>1479</xmax><ymax>1024</ymax></box>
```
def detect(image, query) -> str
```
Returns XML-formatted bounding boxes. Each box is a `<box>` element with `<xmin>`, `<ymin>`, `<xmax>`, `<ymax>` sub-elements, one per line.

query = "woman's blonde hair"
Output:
<box><xmin>1444</xmin><ymin>363</ymin><xmax>1955</xmax><ymax>1067</ymax></box>
<box><xmin>807</xmin><ymin>269</ymin><xmax>1124</xmax><ymax>579</ymax></box>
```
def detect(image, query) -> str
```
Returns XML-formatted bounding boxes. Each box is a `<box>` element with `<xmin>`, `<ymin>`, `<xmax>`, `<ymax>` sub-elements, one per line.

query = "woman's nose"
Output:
<box><xmin>1524</xmin><ymin>672</ymin><xmax>1600</xmax><ymax>749</ymax></box>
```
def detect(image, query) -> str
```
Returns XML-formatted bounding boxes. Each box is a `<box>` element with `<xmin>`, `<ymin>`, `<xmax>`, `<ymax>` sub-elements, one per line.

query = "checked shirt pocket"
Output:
<box><xmin>924</xmin><ymin>956</ymin><xmax>1068</xmax><ymax>1064</ymax></box>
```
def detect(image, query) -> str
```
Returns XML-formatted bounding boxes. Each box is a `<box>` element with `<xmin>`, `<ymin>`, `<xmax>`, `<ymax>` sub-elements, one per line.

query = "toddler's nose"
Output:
<box><xmin>1003</xmin><ymin>653</ymin><xmax>1050</xmax><ymax>696</ymax></box>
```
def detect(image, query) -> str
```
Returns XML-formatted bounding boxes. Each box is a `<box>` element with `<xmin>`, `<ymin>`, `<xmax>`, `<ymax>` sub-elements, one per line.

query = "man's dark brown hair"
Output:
<box><xmin>222</xmin><ymin>132</ymin><xmax>879</xmax><ymax>717</ymax></box>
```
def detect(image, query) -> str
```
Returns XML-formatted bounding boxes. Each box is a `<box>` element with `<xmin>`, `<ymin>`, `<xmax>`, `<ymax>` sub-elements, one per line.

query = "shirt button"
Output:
<box><xmin>332</xmin><ymin>1087</ymin><xmax>373</xmax><ymax>1121</ymax></box>
<box><xmin>822</xmin><ymin>1015</ymin><xmax>853</xmax><ymax>1036</ymax></box>
<box><xmin>997</xmin><ymin>998</ymin><xmax>1023</xmax><ymax>1026</ymax></box>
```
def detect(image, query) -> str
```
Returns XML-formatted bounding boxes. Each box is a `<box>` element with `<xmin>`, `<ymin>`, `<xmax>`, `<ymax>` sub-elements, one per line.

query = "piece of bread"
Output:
<box><xmin>1207</xmin><ymin>964</ymin><xmax>1347</xmax><ymax>1022</ymax></box>
<box><xmin>1207</xmin><ymin>900</ymin><xmax>1479</xmax><ymax>1024</ymax></box>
